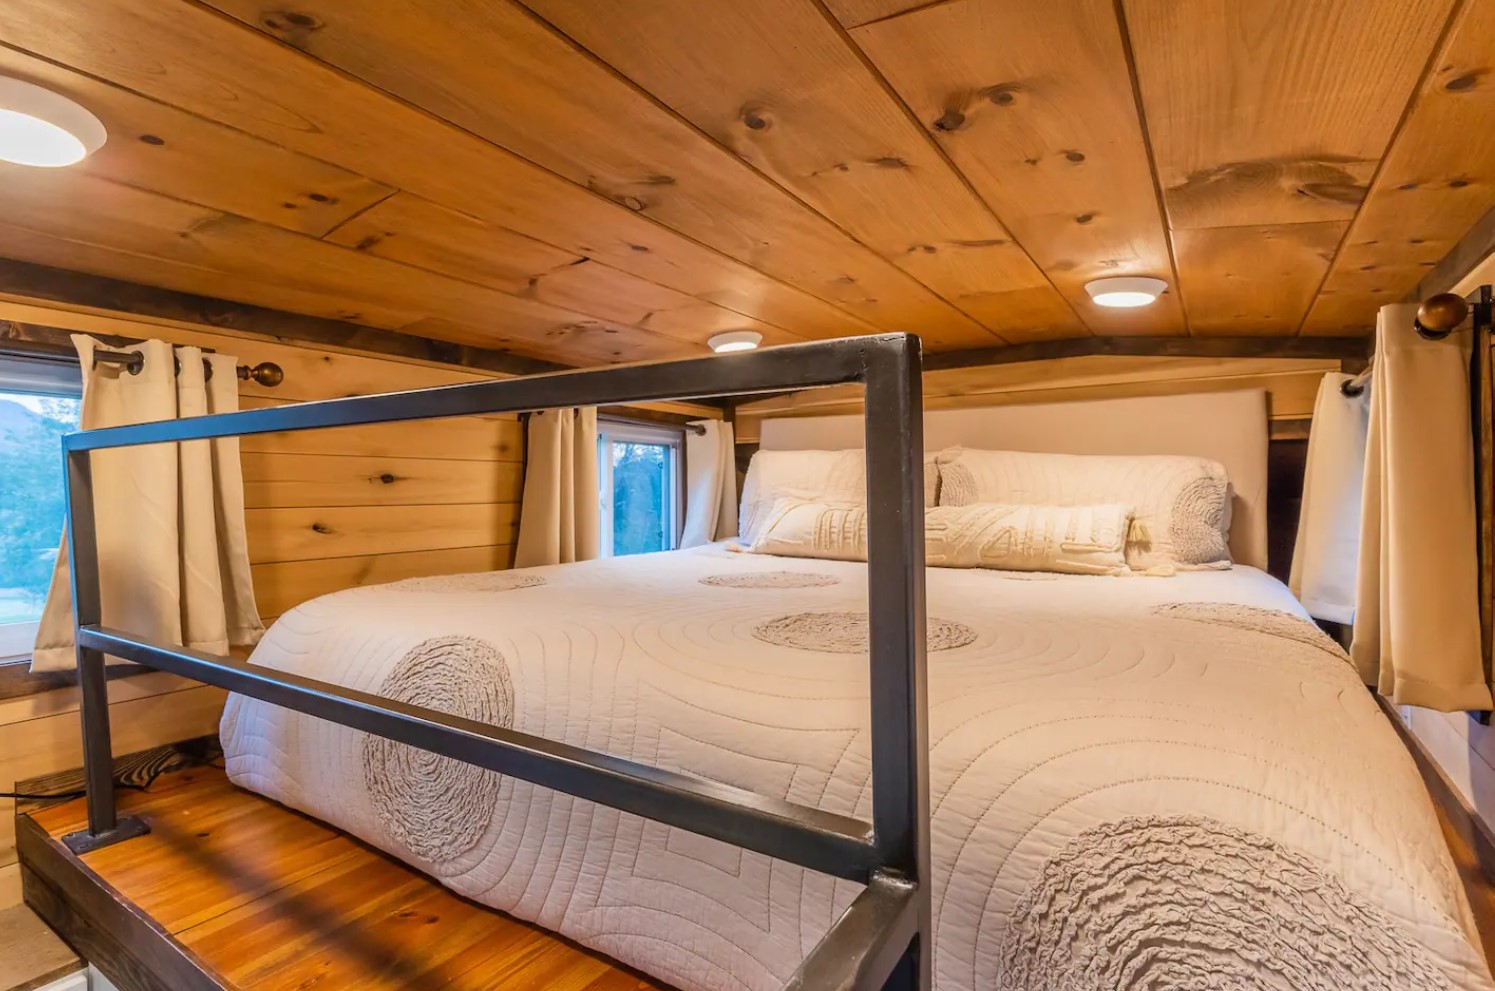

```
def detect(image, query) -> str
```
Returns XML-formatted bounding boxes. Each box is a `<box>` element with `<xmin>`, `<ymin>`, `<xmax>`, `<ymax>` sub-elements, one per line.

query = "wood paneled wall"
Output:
<box><xmin>0</xmin><ymin>295</ymin><xmax>534</xmax><ymax>888</ymax></box>
<box><xmin>734</xmin><ymin>353</ymin><xmax>1341</xmax><ymax>443</ymax></box>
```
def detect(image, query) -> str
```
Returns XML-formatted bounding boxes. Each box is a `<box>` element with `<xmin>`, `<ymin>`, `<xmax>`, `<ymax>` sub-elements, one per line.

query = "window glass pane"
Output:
<box><xmin>0</xmin><ymin>390</ymin><xmax>81</xmax><ymax>625</ymax></box>
<box><xmin>610</xmin><ymin>441</ymin><xmax>671</xmax><ymax>556</ymax></box>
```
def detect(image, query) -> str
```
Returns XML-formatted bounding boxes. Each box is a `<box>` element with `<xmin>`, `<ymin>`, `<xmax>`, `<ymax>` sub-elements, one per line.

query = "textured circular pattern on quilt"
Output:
<box><xmin>1151</xmin><ymin>602</ymin><xmax>1350</xmax><ymax>662</ymax></box>
<box><xmin>384</xmin><ymin>572</ymin><xmax>546</xmax><ymax>593</ymax></box>
<box><xmin>751</xmin><ymin>611</ymin><xmax>977</xmax><ymax>653</ymax></box>
<box><xmin>997</xmin><ymin>815</ymin><xmax>1455</xmax><ymax>991</ymax></box>
<box><xmin>363</xmin><ymin>636</ymin><xmax>515</xmax><ymax>865</ymax></box>
<box><xmin>699</xmin><ymin>571</ymin><xmax>840</xmax><ymax>589</ymax></box>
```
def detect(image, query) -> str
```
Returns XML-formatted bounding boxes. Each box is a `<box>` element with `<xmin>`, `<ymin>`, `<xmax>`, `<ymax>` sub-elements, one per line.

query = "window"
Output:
<box><xmin>597</xmin><ymin>419</ymin><xmax>683</xmax><ymax>557</ymax></box>
<box><xmin>0</xmin><ymin>354</ymin><xmax>82</xmax><ymax>661</ymax></box>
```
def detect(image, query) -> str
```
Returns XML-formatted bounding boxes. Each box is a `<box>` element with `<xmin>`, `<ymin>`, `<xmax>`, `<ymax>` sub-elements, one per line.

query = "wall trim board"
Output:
<box><xmin>0</xmin><ymin>258</ymin><xmax>567</xmax><ymax>377</ymax></box>
<box><xmin>1377</xmin><ymin>693</ymin><xmax>1495</xmax><ymax>886</ymax></box>
<box><xmin>922</xmin><ymin>335</ymin><xmax>1370</xmax><ymax>372</ymax></box>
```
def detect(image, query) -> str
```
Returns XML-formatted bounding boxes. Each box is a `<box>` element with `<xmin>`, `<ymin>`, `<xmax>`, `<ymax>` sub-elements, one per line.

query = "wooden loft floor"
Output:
<box><xmin>18</xmin><ymin>766</ymin><xmax>664</xmax><ymax>991</ymax></box>
<box><xmin>16</xmin><ymin>760</ymin><xmax>1495</xmax><ymax>990</ymax></box>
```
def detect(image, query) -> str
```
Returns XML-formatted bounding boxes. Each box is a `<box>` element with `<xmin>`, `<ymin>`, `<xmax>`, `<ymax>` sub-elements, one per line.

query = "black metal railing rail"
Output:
<box><xmin>61</xmin><ymin>333</ymin><xmax>930</xmax><ymax>991</ymax></box>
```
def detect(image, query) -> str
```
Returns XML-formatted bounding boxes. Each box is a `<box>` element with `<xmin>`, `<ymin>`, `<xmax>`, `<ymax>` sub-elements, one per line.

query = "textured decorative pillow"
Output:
<box><xmin>926</xmin><ymin>503</ymin><xmax>1133</xmax><ymax>575</ymax></box>
<box><xmin>936</xmin><ymin>449</ymin><xmax>1232</xmax><ymax>571</ymax></box>
<box><xmin>739</xmin><ymin>449</ymin><xmax>938</xmax><ymax>543</ymax></box>
<box><xmin>748</xmin><ymin>499</ymin><xmax>868</xmax><ymax>561</ymax></box>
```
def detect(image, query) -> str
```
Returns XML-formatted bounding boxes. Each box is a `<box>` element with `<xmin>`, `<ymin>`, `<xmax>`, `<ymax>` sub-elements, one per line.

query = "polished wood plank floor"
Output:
<box><xmin>26</xmin><ymin>766</ymin><xmax>664</xmax><ymax>991</ymax></box>
<box><xmin>22</xmin><ymin>765</ymin><xmax>1495</xmax><ymax>988</ymax></box>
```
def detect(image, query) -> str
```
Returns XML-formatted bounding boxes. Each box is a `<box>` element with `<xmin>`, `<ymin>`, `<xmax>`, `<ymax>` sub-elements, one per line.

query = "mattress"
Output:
<box><xmin>223</xmin><ymin>546</ymin><xmax>1494</xmax><ymax>990</ymax></box>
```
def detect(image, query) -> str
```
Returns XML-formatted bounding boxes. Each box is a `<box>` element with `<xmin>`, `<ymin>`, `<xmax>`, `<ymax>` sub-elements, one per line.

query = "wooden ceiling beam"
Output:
<box><xmin>923</xmin><ymin>334</ymin><xmax>1369</xmax><ymax>372</ymax></box>
<box><xmin>1414</xmin><ymin>203</ymin><xmax>1495</xmax><ymax>301</ymax></box>
<box><xmin>0</xmin><ymin>258</ymin><xmax>570</xmax><ymax>376</ymax></box>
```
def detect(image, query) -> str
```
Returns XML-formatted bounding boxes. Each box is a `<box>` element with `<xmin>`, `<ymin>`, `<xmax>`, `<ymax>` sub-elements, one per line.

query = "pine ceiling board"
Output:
<box><xmin>0</xmin><ymin>43</ymin><xmax>393</xmax><ymax>240</ymax></box>
<box><xmin>519</xmin><ymin>0</ymin><xmax>1077</xmax><ymax>344</ymax></box>
<box><xmin>0</xmin><ymin>0</ymin><xmax>873</xmax><ymax>352</ymax></box>
<box><xmin>324</xmin><ymin>193</ymin><xmax>585</xmax><ymax>297</ymax></box>
<box><xmin>1172</xmin><ymin>222</ymin><xmax>1347</xmax><ymax>335</ymax></box>
<box><xmin>847</xmin><ymin>0</ymin><xmax>1185</xmax><ymax>337</ymax></box>
<box><xmin>821</xmin><ymin>0</ymin><xmax>940</xmax><ymax>30</ymax></box>
<box><xmin>200</xmin><ymin>0</ymin><xmax>1002</xmax><ymax>349</ymax></box>
<box><xmin>325</xmin><ymin>193</ymin><xmax>810</xmax><ymax>350</ymax></box>
<box><xmin>0</xmin><ymin>169</ymin><xmax>694</xmax><ymax>366</ymax></box>
<box><xmin>1301</xmin><ymin>0</ymin><xmax>1495</xmax><ymax>337</ymax></box>
<box><xmin>1123</xmin><ymin>0</ymin><xmax>1456</xmax><ymax>231</ymax></box>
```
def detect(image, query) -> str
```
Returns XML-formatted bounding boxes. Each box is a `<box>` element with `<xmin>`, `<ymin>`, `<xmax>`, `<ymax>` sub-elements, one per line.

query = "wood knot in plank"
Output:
<box><xmin>981</xmin><ymin>83</ymin><xmax>1021</xmax><ymax>106</ymax></box>
<box><xmin>740</xmin><ymin>105</ymin><xmax>771</xmax><ymax>131</ymax></box>
<box><xmin>262</xmin><ymin>9</ymin><xmax>324</xmax><ymax>33</ymax></box>
<box><xmin>932</xmin><ymin>110</ymin><xmax>966</xmax><ymax>132</ymax></box>
<box><xmin>1445</xmin><ymin>70</ymin><xmax>1484</xmax><ymax>92</ymax></box>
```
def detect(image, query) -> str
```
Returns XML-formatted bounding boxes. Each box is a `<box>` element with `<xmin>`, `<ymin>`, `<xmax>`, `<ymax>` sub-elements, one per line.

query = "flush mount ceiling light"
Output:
<box><xmin>0</xmin><ymin>77</ymin><xmax>107</xmax><ymax>168</ymax></box>
<box><xmin>708</xmin><ymin>330</ymin><xmax>763</xmax><ymax>353</ymax></box>
<box><xmin>1084</xmin><ymin>276</ymin><xmax>1168</xmax><ymax>309</ymax></box>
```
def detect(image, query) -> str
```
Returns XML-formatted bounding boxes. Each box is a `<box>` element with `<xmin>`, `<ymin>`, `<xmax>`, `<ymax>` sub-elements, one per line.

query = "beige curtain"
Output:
<box><xmin>1351</xmin><ymin>304</ymin><xmax>1490</xmax><ymax>710</ymax></box>
<box><xmin>514</xmin><ymin>407</ymin><xmax>599</xmax><ymax>568</ymax></box>
<box><xmin>1290</xmin><ymin>372</ymin><xmax>1369</xmax><ymax>623</ymax></box>
<box><xmin>680</xmin><ymin>419</ymin><xmax>738</xmax><ymax>547</ymax></box>
<box><xmin>32</xmin><ymin>335</ymin><xmax>265</xmax><ymax>672</ymax></box>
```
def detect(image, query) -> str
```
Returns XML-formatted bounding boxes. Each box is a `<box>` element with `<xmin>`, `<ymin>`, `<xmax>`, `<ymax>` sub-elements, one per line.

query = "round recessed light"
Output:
<box><xmin>708</xmin><ymin>330</ymin><xmax>763</xmax><ymax>353</ymax></box>
<box><xmin>1084</xmin><ymin>276</ymin><xmax>1168</xmax><ymax>309</ymax></box>
<box><xmin>0</xmin><ymin>77</ymin><xmax>107</xmax><ymax>168</ymax></box>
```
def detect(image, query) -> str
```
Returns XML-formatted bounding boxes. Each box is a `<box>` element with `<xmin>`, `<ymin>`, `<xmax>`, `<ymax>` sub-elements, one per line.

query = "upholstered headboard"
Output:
<box><xmin>757</xmin><ymin>389</ymin><xmax>1271</xmax><ymax>571</ymax></box>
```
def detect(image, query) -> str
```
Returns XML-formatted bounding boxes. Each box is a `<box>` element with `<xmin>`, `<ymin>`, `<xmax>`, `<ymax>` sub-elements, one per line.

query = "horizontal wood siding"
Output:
<box><xmin>0</xmin><ymin>299</ymin><xmax>531</xmax><ymax>887</ymax></box>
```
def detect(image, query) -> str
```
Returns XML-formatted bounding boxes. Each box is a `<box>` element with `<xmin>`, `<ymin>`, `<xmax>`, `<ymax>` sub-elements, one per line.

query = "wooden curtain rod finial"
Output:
<box><xmin>237</xmin><ymin>361</ymin><xmax>284</xmax><ymax>387</ymax></box>
<box><xmin>1416</xmin><ymin>293</ymin><xmax>1470</xmax><ymax>340</ymax></box>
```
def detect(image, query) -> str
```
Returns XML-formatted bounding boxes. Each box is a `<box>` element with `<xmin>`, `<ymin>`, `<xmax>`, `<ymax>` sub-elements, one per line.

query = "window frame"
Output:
<box><xmin>596</xmin><ymin>417</ymin><xmax>685</xmax><ymax>558</ymax></box>
<box><xmin>0</xmin><ymin>351</ymin><xmax>83</xmax><ymax>673</ymax></box>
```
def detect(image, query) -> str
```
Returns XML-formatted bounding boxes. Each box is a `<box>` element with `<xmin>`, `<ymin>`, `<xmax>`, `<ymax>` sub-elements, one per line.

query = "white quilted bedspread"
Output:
<box><xmin>223</xmin><ymin>546</ymin><xmax>1494</xmax><ymax>991</ymax></box>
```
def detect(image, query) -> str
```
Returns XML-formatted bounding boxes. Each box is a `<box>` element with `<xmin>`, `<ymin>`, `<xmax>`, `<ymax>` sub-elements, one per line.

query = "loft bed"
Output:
<box><xmin>17</xmin><ymin>320</ymin><xmax>1495</xmax><ymax>991</ymax></box>
<box><xmin>43</xmin><ymin>333</ymin><xmax>933</xmax><ymax>991</ymax></box>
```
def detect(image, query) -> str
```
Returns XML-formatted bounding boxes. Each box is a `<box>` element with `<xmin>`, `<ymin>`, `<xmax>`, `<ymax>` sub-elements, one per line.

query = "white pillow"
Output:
<box><xmin>748</xmin><ymin>499</ymin><xmax>867</xmax><ymax>561</ymax></box>
<box><xmin>739</xmin><ymin>449</ymin><xmax>938</xmax><ymax>543</ymax></box>
<box><xmin>925</xmin><ymin>503</ymin><xmax>1132</xmax><ymax>575</ymax></box>
<box><xmin>747</xmin><ymin>499</ymin><xmax>1132</xmax><ymax>575</ymax></box>
<box><xmin>936</xmin><ymin>448</ymin><xmax>1232</xmax><ymax>571</ymax></box>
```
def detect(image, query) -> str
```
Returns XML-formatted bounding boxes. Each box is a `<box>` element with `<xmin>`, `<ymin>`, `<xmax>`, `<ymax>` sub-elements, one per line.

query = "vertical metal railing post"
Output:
<box><xmin>61</xmin><ymin>443</ymin><xmax>149</xmax><ymax>853</ymax></box>
<box><xmin>862</xmin><ymin>335</ymin><xmax>930</xmax><ymax>991</ymax></box>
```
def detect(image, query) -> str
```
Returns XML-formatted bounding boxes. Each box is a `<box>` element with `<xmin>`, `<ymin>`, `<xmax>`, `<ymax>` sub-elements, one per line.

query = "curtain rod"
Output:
<box><xmin>1342</xmin><ymin>287</ymin><xmax>1492</xmax><ymax>398</ymax></box>
<box><xmin>91</xmin><ymin>347</ymin><xmax>284</xmax><ymax>388</ymax></box>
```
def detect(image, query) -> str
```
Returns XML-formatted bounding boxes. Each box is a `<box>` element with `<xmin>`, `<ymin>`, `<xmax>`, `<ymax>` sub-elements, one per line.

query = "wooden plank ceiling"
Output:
<box><xmin>0</xmin><ymin>0</ymin><xmax>1487</xmax><ymax>367</ymax></box>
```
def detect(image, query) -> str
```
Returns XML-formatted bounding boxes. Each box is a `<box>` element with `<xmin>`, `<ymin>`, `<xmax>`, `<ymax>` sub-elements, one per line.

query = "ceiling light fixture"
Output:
<box><xmin>708</xmin><ymin>330</ymin><xmax>762</xmax><ymax>353</ymax></box>
<box><xmin>1084</xmin><ymin>276</ymin><xmax>1168</xmax><ymax>309</ymax></box>
<box><xmin>0</xmin><ymin>77</ymin><xmax>107</xmax><ymax>168</ymax></box>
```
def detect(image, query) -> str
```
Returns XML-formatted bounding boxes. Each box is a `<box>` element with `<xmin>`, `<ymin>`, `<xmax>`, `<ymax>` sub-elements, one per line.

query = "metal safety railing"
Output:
<box><xmin>61</xmin><ymin>333</ymin><xmax>930</xmax><ymax>991</ymax></box>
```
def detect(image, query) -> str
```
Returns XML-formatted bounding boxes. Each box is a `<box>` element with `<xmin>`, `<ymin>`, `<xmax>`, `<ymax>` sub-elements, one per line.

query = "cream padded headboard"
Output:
<box><xmin>757</xmin><ymin>389</ymin><xmax>1270</xmax><ymax>570</ymax></box>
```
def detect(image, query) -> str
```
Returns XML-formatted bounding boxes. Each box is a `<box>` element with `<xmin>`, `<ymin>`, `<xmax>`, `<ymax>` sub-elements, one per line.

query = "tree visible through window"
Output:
<box><xmin>598</xmin><ymin>421</ymin><xmax>682</xmax><ymax>558</ymax></box>
<box><xmin>0</xmin><ymin>389</ymin><xmax>81</xmax><ymax>654</ymax></box>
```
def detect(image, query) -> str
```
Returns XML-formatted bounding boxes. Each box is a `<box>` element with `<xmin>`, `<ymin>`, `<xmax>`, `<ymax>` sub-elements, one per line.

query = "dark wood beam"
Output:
<box><xmin>922</xmin><ymin>334</ymin><xmax>1370</xmax><ymax>371</ymax></box>
<box><xmin>1413</xmin><ymin>203</ymin><xmax>1495</xmax><ymax>301</ymax></box>
<box><xmin>0</xmin><ymin>257</ymin><xmax>569</xmax><ymax>376</ymax></box>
